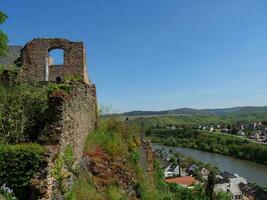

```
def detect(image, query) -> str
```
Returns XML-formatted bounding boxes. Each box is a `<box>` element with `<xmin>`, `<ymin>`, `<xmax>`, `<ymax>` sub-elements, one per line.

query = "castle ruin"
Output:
<box><xmin>20</xmin><ymin>38</ymin><xmax>89</xmax><ymax>83</ymax></box>
<box><xmin>0</xmin><ymin>38</ymin><xmax>97</xmax><ymax>199</ymax></box>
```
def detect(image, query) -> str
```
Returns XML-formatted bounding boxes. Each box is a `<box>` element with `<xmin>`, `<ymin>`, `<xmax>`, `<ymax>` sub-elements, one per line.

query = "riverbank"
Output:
<box><xmin>152</xmin><ymin>144</ymin><xmax>267</xmax><ymax>188</ymax></box>
<box><xmin>147</xmin><ymin>128</ymin><xmax>267</xmax><ymax>165</ymax></box>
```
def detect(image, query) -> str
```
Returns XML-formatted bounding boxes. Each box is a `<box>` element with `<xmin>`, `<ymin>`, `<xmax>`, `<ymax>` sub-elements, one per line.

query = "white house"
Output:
<box><xmin>214</xmin><ymin>174</ymin><xmax>248</xmax><ymax>200</ymax></box>
<box><xmin>164</xmin><ymin>164</ymin><xmax>180</xmax><ymax>178</ymax></box>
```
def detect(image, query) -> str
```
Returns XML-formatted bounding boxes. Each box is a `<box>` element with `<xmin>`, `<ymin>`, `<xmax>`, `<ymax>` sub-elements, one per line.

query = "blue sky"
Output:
<box><xmin>1</xmin><ymin>0</ymin><xmax>267</xmax><ymax>112</ymax></box>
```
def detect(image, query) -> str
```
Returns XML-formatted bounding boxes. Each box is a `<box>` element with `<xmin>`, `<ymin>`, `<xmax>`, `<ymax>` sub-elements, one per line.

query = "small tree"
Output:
<box><xmin>170</xmin><ymin>155</ymin><xmax>177</xmax><ymax>165</ymax></box>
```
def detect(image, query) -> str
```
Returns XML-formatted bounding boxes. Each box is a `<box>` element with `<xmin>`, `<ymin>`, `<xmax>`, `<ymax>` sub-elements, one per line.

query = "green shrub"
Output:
<box><xmin>215</xmin><ymin>192</ymin><xmax>231</xmax><ymax>200</ymax></box>
<box><xmin>47</xmin><ymin>82</ymin><xmax>71</xmax><ymax>95</ymax></box>
<box><xmin>63</xmin><ymin>75</ymin><xmax>83</xmax><ymax>82</ymax></box>
<box><xmin>0</xmin><ymin>143</ymin><xmax>45</xmax><ymax>199</ymax></box>
<box><xmin>0</xmin><ymin>82</ymin><xmax>48</xmax><ymax>143</ymax></box>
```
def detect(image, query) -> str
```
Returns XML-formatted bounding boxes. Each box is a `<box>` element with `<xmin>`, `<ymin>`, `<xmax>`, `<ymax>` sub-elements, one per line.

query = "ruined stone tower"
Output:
<box><xmin>20</xmin><ymin>38</ymin><xmax>89</xmax><ymax>83</ymax></box>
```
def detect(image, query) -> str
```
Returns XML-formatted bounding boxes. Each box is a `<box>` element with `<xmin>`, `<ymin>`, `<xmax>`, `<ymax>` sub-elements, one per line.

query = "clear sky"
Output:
<box><xmin>1</xmin><ymin>0</ymin><xmax>267</xmax><ymax>112</ymax></box>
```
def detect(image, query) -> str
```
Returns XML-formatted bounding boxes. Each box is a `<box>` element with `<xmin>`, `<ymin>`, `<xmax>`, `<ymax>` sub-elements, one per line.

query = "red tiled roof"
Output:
<box><xmin>165</xmin><ymin>176</ymin><xmax>196</xmax><ymax>186</ymax></box>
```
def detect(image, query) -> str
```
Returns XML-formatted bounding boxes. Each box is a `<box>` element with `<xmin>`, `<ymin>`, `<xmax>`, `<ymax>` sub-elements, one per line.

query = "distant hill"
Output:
<box><xmin>118</xmin><ymin>106</ymin><xmax>267</xmax><ymax>117</ymax></box>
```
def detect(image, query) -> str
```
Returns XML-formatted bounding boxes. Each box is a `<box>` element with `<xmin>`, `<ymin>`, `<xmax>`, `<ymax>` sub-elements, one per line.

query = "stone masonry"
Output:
<box><xmin>45</xmin><ymin>82</ymin><xmax>97</xmax><ymax>162</ymax></box>
<box><xmin>33</xmin><ymin>82</ymin><xmax>97</xmax><ymax>200</ymax></box>
<box><xmin>20</xmin><ymin>38</ymin><xmax>89</xmax><ymax>83</ymax></box>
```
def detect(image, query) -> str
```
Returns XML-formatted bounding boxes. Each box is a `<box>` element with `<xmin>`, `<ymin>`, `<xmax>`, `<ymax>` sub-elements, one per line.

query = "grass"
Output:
<box><xmin>84</xmin><ymin>118</ymin><xmax>130</xmax><ymax>157</ymax></box>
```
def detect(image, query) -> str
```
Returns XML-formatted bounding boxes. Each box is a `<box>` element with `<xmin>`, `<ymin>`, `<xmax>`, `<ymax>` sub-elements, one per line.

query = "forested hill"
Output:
<box><xmin>118</xmin><ymin>106</ymin><xmax>267</xmax><ymax>117</ymax></box>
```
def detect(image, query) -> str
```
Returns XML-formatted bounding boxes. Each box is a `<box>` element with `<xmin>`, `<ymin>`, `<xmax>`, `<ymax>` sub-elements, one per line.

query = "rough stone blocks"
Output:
<box><xmin>20</xmin><ymin>38</ymin><xmax>89</xmax><ymax>83</ymax></box>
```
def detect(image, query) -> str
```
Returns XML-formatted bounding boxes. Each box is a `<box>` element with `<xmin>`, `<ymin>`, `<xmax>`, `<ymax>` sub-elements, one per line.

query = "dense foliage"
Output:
<box><xmin>0</xmin><ymin>143</ymin><xmax>45</xmax><ymax>199</ymax></box>
<box><xmin>148</xmin><ymin>128</ymin><xmax>267</xmax><ymax>165</ymax></box>
<box><xmin>0</xmin><ymin>82</ymin><xmax>48</xmax><ymax>143</ymax></box>
<box><xmin>129</xmin><ymin>113</ymin><xmax>267</xmax><ymax>129</ymax></box>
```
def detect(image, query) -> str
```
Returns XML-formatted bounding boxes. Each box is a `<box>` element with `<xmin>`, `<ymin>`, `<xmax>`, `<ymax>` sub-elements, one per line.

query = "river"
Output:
<box><xmin>152</xmin><ymin>144</ymin><xmax>267</xmax><ymax>187</ymax></box>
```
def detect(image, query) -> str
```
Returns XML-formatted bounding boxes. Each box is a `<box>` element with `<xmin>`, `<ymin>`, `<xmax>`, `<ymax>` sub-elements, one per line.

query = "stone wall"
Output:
<box><xmin>46</xmin><ymin>81</ymin><xmax>97</xmax><ymax>162</ymax></box>
<box><xmin>32</xmin><ymin>81</ymin><xmax>97</xmax><ymax>200</ymax></box>
<box><xmin>20</xmin><ymin>38</ymin><xmax>89</xmax><ymax>83</ymax></box>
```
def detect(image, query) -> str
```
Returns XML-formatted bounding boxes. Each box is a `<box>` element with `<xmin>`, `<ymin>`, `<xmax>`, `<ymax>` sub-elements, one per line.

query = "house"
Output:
<box><xmin>237</xmin><ymin>130</ymin><xmax>245</xmax><ymax>136</ymax></box>
<box><xmin>215</xmin><ymin>173</ymin><xmax>247</xmax><ymax>200</ymax></box>
<box><xmin>250</xmin><ymin>132</ymin><xmax>260</xmax><ymax>141</ymax></box>
<box><xmin>165</xmin><ymin>176</ymin><xmax>197</xmax><ymax>188</ymax></box>
<box><xmin>221</xmin><ymin>172</ymin><xmax>238</xmax><ymax>179</ymax></box>
<box><xmin>164</xmin><ymin>164</ymin><xmax>180</xmax><ymax>178</ymax></box>
<box><xmin>187</xmin><ymin>164</ymin><xmax>200</xmax><ymax>174</ymax></box>
<box><xmin>217</xmin><ymin>171</ymin><xmax>238</xmax><ymax>183</ymax></box>
<box><xmin>221</xmin><ymin>128</ymin><xmax>229</xmax><ymax>133</ymax></box>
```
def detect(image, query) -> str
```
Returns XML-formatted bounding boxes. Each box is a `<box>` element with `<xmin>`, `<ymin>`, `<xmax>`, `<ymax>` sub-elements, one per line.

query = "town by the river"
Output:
<box><xmin>152</xmin><ymin>144</ymin><xmax>267</xmax><ymax>187</ymax></box>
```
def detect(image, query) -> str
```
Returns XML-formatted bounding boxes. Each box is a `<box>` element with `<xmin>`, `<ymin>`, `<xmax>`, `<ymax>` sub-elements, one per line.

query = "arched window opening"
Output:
<box><xmin>48</xmin><ymin>49</ymin><xmax>64</xmax><ymax>66</ymax></box>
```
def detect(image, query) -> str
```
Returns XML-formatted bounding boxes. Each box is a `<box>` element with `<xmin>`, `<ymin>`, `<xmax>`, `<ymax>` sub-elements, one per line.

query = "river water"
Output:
<box><xmin>152</xmin><ymin>144</ymin><xmax>267</xmax><ymax>187</ymax></box>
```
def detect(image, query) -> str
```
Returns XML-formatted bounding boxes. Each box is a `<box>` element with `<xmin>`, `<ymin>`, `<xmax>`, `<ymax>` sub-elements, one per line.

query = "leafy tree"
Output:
<box><xmin>170</xmin><ymin>155</ymin><xmax>177</xmax><ymax>165</ymax></box>
<box><xmin>0</xmin><ymin>11</ymin><xmax>8</xmax><ymax>58</ymax></box>
<box><xmin>205</xmin><ymin>170</ymin><xmax>216</xmax><ymax>200</ymax></box>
